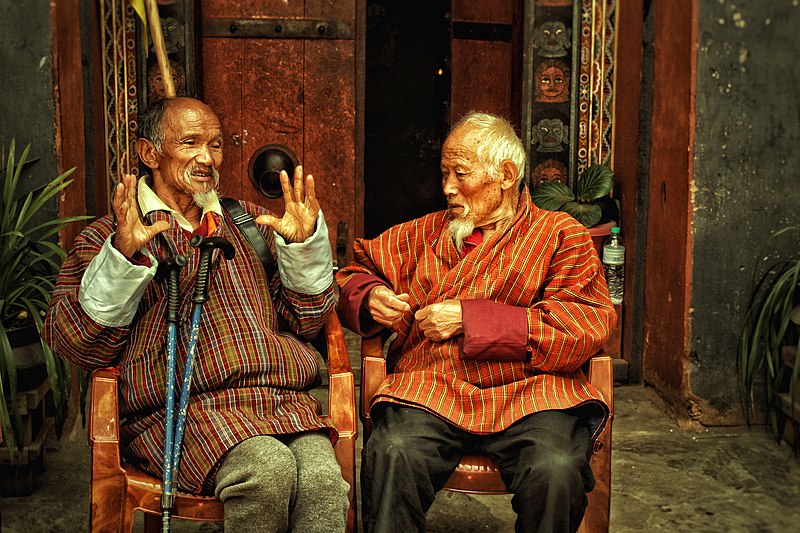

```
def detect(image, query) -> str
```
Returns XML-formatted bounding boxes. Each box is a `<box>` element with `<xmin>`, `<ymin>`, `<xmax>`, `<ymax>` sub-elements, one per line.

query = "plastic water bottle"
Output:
<box><xmin>602</xmin><ymin>227</ymin><xmax>625</xmax><ymax>305</ymax></box>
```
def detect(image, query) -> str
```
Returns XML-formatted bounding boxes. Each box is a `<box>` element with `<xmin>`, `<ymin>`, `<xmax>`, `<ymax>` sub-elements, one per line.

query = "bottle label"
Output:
<box><xmin>603</xmin><ymin>246</ymin><xmax>625</xmax><ymax>265</ymax></box>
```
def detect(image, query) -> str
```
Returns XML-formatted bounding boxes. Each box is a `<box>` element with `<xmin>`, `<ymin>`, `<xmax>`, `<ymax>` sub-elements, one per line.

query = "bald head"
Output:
<box><xmin>139</xmin><ymin>97</ymin><xmax>218</xmax><ymax>153</ymax></box>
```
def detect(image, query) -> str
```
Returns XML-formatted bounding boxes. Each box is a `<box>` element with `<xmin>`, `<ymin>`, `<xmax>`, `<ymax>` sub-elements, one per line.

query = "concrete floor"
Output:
<box><xmin>2</xmin><ymin>375</ymin><xmax>800</xmax><ymax>531</ymax></box>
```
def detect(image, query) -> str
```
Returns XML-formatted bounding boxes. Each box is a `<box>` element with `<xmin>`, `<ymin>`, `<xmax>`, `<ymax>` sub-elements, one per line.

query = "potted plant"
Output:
<box><xmin>738</xmin><ymin>225</ymin><xmax>800</xmax><ymax>448</ymax></box>
<box><xmin>531</xmin><ymin>163</ymin><xmax>619</xmax><ymax>251</ymax></box>
<box><xmin>0</xmin><ymin>139</ymin><xmax>90</xmax><ymax>463</ymax></box>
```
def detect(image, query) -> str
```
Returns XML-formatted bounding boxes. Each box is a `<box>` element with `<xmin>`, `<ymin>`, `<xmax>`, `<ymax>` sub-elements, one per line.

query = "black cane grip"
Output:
<box><xmin>157</xmin><ymin>255</ymin><xmax>187</xmax><ymax>323</ymax></box>
<box><xmin>190</xmin><ymin>235</ymin><xmax>236</xmax><ymax>303</ymax></box>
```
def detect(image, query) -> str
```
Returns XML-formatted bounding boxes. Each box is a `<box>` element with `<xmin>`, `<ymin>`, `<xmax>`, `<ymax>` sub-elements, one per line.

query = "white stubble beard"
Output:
<box><xmin>187</xmin><ymin>167</ymin><xmax>220</xmax><ymax>208</ymax></box>
<box><xmin>448</xmin><ymin>215</ymin><xmax>476</xmax><ymax>254</ymax></box>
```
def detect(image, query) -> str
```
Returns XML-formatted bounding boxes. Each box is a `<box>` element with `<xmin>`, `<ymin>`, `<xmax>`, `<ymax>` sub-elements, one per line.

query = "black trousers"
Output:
<box><xmin>361</xmin><ymin>405</ymin><xmax>595</xmax><ymax>533</ymax></box>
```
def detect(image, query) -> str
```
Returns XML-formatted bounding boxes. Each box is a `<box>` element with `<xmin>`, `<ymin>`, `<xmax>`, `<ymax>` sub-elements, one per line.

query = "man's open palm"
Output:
<box><xmin>256</xmin><ymin>166</ymin><xmax>319</xmax><ymax>243</ymax></box>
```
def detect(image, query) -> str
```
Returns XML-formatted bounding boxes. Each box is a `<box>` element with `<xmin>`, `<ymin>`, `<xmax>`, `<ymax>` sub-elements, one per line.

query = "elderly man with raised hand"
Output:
<box><xmin>43</xmin><ymin>97</ymin><xmax>349</xmax><ymax>533</ymax></box>
<box><xmin>336</xmin><ymin>112</ymin><xmax>616</xmax><ymax>533</ymax></box>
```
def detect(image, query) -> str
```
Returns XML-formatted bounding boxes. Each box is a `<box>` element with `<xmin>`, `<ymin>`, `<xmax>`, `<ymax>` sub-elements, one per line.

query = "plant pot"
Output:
<box><xmin>1</xmin><ymin>323</ymin><xmax>52</xmax><ymax>496</ymax></box>
<box><xmin>7</xmin><ymin>323</ymin><xmax>47</xmax><ymax>391</ymax></box>
<box><xmin>588</xmin><ymin>220</ymin><xmax>617</xmax><ymax>256</ymax></box>
<box><xmin>779</xmin><ymin>345</ymin><xmax>799</xmax><ymax>447</ymax></box>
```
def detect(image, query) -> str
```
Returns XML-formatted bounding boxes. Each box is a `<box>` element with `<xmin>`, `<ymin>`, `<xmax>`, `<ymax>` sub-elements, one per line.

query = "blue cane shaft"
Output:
<box><xmin>162</xmin><ymin>322</ymin><xmax>178</xmax><ymax>499</ymax></box>
<box><xmin>159</xmin><ymin>253</ymin><xmax>186</xmax><ymax>531</ymax></box>
<box><xmin>170</xmin><ymin>304</ymin><xmax>203</xmax><ymax>477</ymax></box>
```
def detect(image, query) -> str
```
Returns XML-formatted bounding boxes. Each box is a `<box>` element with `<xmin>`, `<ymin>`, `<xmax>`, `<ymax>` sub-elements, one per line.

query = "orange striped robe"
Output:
<box><xmin>336</xmin><ymin>188</ymin><xmax>616</xmax><ymax>440</ymax></box>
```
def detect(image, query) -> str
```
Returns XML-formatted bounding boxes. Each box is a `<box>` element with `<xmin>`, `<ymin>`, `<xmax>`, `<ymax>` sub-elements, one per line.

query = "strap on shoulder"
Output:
<box><xmin>220</xmin><ymin>197</ymin><xmax>277</xmax><ymax>279</ymax></box>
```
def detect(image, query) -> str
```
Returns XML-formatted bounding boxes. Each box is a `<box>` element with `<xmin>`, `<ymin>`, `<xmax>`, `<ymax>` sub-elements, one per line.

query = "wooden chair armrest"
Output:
<box><xmin>323</xmin><ymin>313</ymin><xmax>358</xmax><ymax>532</ymax></box>
<box><xmin>324</xmin><ymin>313</ymin><xmax>352</xmax><ymax>376</ymax></box>
<box><xmin>360</xmin><ymin>335</ymin><xmax>387</xmax><ymax>436</ymax></box>
<box><xmin>586</xmin><ymin>353</ymin><xmax>614</xmax><ymax>419</ymax></box>
<box><xmin>580</xmin><ymin>352</ymin><xmax>614</xmax><ymax>533</ymax></box>
<box><xmin>324</xmin><ymin>313</ymin><xmax>357</xmax><ymax>437</ymax></box>
<box><xmin>89</xmin><ymin>367</ymin><xmax>121</xmax><ymax>447</ymax></box>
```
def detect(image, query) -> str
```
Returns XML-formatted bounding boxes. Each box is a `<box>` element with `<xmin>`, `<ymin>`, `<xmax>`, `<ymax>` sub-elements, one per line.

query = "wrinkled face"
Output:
<box><xmin>155</xmin><ymin>99</ymin><xmax>223</xmax><ymax>196</ymax></box>
<box><xmin>440</xmin><ymin>126</ymin><xmax>505</xmax><ymax>228</ymax></box>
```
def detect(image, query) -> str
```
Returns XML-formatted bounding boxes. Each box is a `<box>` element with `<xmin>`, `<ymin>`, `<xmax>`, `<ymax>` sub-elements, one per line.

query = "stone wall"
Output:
<box><xmin>690</xmin><ymin>1</ymin><xmax>800</xmax><ymax>423</ymax></box>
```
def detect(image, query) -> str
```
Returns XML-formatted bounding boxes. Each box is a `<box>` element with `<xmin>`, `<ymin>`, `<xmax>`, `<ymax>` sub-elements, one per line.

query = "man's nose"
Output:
<box><xmin>196</xmin><ymin>145</ymin><xmax>213</xmax><ymax>164</ymax></box>
<box><xmin>442</xmin><ymin>174</ymin><xmax>458</xmax><ymax>195</ymax></box>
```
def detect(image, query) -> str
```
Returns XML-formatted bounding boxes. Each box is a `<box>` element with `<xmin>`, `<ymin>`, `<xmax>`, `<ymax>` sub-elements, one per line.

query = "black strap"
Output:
<box><xmin>220</xmin><ymin>197</ymin><xmax>277</xmax><ymax>279</ymax></box>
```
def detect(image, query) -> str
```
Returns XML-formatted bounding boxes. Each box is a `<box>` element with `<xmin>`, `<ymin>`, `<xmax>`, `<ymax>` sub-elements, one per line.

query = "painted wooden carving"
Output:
<box><xmin>527</xmin><ymin>0</ymin><xmax>616</xmax><ymax>187</ymax></box>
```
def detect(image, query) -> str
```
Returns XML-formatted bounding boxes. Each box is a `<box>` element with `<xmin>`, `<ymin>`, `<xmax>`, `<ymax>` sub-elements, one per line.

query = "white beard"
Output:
<box><xmin>193</xmin><ymin>188</ymin><xmax>220</xmax><ymax>209</ymax></box>
<box><xmin>187</xmin><ymin>168</ymin><xmax>220</xmax><ymax>207</ymax></box>
<box><xmin>448</xmin><ymin>217</ymin><xmax>476</xmax><ymax>254</ymax></box>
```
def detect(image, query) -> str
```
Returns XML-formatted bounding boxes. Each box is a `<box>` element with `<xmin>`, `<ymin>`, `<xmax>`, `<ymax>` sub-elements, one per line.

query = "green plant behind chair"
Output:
<box><xmin>531</xmin><ymin>163</ymin><xmax>618</xmax><ymax>228</ymax></box>
<box><xmin>0</xmin><ymin>139</ymin><xmax>91</xmax><ymax>460</ymax></box>
<box><xmin>738</xmin><ymin>225</ymin><xmax>800</xmax><ymax>446</ymax></box>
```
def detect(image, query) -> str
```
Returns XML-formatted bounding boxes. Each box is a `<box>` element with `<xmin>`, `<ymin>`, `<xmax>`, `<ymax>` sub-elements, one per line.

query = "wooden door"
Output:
<box><xmin>450</xmin><ymin>0</ymin><xmax>520</xmax><ymax>125</ymax></box>
<box><xmin>363</xmin><ymin>0</ymin><xmax>521</xmax><ymax>237</ymax></box>
<box><xmin>200</xmin><ymin>0</ymin><xmax>360</xmax><ymax>266</ymax></box>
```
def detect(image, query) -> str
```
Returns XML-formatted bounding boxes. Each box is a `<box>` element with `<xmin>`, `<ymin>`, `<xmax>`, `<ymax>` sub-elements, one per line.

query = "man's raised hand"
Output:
<box><xmin>255</xmin><ymin>166</ymin><xmax>320</xmax><ymax>243</ymax></box>
<box><xmin>112</xmin><ymin>174</ymin><xmax>170</xmax><ymax>259</ymax></box>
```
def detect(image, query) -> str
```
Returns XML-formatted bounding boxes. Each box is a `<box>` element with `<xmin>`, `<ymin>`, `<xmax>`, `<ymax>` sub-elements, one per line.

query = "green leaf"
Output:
<box><xmin>576</xmin><ymin>164</ymin><xmax>614</xmax><ymax>201</ymax></box>
<box><xmin>0</xmin><ymin>138</ymin><xmax>92</xmax><ymax>461</ymax></box>
<box><xmin>532</xmin><ymin>180</ymin><xmax>574</xmax><ymax>211</ymax></box>
<box><xmin>0</xmin><ymin>322</ymin><xmax>24</xmax><ymax>455</ymax></box>
<box><xmin>737</xmin><ymin>225</ymin><xmax>800</xmax><ymax>439</ymax></box>
<box><xmin>563</xmin><ymin>201</ymin><xmax>602</xmax><ymax>228</ymax></box>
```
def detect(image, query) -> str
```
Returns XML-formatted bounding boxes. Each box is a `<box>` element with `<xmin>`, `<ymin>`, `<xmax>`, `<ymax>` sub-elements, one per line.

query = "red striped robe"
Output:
<box><xmin>43</xmin><ymin>201</ymin><xmax>336</xmax><ymax>493</ymax></box>
<box><xmin>337</xmin><ymin>188</ymin><xmax>615</xmax><ymax>440</ymax></box>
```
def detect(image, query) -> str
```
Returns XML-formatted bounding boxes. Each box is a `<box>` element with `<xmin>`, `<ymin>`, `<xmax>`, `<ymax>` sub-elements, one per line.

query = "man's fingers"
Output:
<box><xmin>293</xmin><ymin>165</ymin><xmax>304</xmax><ymax>203</ymax></box>
<box><xmin>255</xmin><ymin>213</ymin><xmax>278</xmax><ymax>228</ymax></box>
<box><xmin>148</xmin><ymin>220</ymin><xmax>171</xmax><ymax>236</ymax></box>
<box><xmin>304</xmin><ymin>174</ymin><xmax>316</xmax><ymax>202</ymax></box>
<box><xmin>125</xmin><ymin>174</ymin><xmax>136</xmax><ymax>200</ymax></box>
<box><xmin>279</xmin><ymin>170</ymin><xmax>293</xmax><ymax>206</ymax></box>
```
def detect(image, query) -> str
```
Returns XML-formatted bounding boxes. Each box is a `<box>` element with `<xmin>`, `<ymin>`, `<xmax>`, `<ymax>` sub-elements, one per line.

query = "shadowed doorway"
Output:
<box><xmin>364</xmin><ymin>0</ymin><xmax>451</xmax><ymax>238</ymax></box>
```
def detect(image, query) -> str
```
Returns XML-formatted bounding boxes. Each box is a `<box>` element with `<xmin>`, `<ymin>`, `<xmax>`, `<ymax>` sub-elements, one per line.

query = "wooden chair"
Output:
<box><xmin>89</xmin><ymin>313</ymin><xmax>358</xmax><ymax>532</ymax></box>
<box><xmin>360</xmin><ymin>335</ymin><xmax>614</xmax><ymax>533</ymax></box>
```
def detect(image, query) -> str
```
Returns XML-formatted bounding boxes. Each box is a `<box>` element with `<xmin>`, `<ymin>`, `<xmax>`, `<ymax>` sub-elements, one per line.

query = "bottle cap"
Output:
<box><xmin>611</xmin><ymin>226</ymin><xmax>620</xmax><ymax>234</ymax></box>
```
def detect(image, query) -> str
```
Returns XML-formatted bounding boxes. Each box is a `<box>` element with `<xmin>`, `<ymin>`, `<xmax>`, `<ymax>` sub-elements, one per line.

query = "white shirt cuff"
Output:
<box><xmin>79</xmin><ymin>236</ymin><xmax>158</xmax><ymax>327</ymax></box>
<box><xmin>274</xmin><ymin>211</ymin><xmax>334</xmax><ymax>294</ymax></box>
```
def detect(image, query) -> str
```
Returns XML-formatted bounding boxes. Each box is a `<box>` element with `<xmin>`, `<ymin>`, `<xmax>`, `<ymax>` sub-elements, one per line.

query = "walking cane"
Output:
<box><xmin>163</xmin><ymin>236</ymin><xmax>235</xmax><ymax>531</ymax></box>
<box><xmin>157</xmin><ymin>254</ymin><xmax>187</xmax><ymax>531</ymax></box>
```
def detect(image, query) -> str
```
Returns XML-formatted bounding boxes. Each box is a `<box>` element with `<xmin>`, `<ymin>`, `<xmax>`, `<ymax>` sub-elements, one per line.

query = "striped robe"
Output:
<box><xmin>336</xmin><ymin>187</ymin><xmax>615</xmax><ymax>440</ymax></box>
<box><xmin>43</xmin><ymin>201</ymin><xmax>336</xmax><ymax>493</ymax></box>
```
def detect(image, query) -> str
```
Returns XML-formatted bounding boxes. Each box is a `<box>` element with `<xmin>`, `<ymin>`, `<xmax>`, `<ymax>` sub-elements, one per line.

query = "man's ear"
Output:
<box><xmin>137</xmin><ymin>138</ymin><xmax>160</xmax><ymax>169</ymax></box>
<box><xmin>499</xmin><ymin>160</ymin><xmax>519</xmax><ymax>190</ymax></box>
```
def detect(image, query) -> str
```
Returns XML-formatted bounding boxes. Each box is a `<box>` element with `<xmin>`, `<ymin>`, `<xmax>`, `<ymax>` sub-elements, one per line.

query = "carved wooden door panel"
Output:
<box><xmin>200</xmin><ymin>0</ymin><xmax>359</xmax><ymax>265</ymax></box>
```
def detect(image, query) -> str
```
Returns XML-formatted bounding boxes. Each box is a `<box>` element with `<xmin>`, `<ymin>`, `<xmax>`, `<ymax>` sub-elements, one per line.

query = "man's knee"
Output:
<box><xmin>215</xmin><ymin>436</ymin><xmax>297</xmax><ymax>499</ymax></box>
<box><xmin>515</xmin><ymin>447</ymin><xmax>589</xmax><ymax>495</ymax></box>
<box><xmin>365</xmin><ymin>428</ymin><xmax>426</xmax><ymax>469</ymax></box>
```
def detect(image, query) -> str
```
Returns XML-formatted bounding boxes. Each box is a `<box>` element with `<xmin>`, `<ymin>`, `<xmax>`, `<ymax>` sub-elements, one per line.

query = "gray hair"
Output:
<box><xmin>137</xmin><ymin>97</ymin><xmax>175</xmax><ymax>152</ymax></box>
<box><xmin>451</xmin><ymin>112</ymin><xmax>527</xmax><ymax>182</ymax></box>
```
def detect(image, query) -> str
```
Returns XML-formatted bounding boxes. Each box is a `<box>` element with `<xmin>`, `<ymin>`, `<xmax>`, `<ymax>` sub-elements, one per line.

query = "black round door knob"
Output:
<box><xmin>247</xmin><ymin>144</ymin><xmax>299</xmax><ymax>199</ymax></box>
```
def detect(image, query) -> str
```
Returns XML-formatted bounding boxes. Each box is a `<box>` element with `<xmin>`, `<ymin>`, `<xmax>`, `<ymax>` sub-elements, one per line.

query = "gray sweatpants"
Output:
<box><xmin>214</xmin><ymin>432</ymin><xmax>350</xmax><ymax>533</ymax></box>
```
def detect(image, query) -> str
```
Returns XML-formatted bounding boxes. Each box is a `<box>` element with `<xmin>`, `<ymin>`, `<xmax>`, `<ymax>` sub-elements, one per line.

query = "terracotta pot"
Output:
<box><xmin>588</xmin><ymin>220</ymin><xmax>617</xmax><ymax>256</ymax></box>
